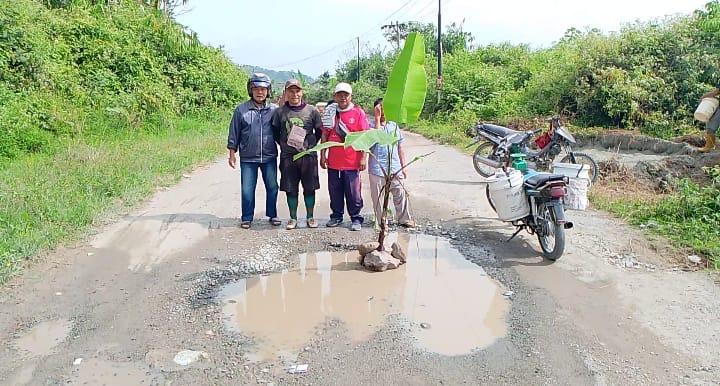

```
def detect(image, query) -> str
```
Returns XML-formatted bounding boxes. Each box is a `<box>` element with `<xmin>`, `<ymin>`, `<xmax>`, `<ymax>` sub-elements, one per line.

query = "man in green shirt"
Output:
<box><xmin>271</xmin><ymin>79</ymin><xmax>323</xmax><ymax>229</ymax></box>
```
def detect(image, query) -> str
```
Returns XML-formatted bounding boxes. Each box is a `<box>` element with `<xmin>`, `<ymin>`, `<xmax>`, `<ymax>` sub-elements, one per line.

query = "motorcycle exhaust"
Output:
<box><xmin>475</xmin><ymin>156</ymin><xmax>503</xmax><ymax>169</ymax></box>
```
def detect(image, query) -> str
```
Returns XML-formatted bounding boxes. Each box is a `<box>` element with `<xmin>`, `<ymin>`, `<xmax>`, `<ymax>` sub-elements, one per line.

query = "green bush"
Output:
<box><xmin>0</xmin><ymin>0</ymin><xmax>247</xmax><ymax>162</ymax></box>
<box><xmin>336</xmin><ymin>2</ymin><xmax>720</xmax><ymax>135</ymax></box>
<box><xmin>612</xmin><ymin>167</ymin><xmax>720</xmax><ymax>266</ymax></box>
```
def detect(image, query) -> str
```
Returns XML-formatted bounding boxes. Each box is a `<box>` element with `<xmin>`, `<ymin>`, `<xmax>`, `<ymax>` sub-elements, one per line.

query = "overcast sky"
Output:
<box><xmin>176</xmin><ymin>0</ymin><xmax>709</xmax><ymax>78</ymax></box>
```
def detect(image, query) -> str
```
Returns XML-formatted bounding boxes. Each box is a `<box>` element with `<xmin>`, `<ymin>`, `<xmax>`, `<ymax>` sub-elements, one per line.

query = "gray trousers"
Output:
<box><xmin>369</xmin><ymin>173</ymin><xmax>412</xmax><ymax>225</ymax></box>
<box><xmin>707</xmin><ymin>107</ymin><xmax>720</xmax><ymax>134</ymax></box>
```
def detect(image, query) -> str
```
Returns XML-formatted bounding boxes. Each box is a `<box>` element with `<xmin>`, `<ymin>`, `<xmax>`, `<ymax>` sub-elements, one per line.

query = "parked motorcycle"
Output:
<box><xmin>468</xmin><ymin>116</ymin><xmax>599</xmax><ymax>183</ymax></box>
<box><xmin>485</xmin><ymin>144</ymin><xmax>572</xmax><ymax>261</ymax></box>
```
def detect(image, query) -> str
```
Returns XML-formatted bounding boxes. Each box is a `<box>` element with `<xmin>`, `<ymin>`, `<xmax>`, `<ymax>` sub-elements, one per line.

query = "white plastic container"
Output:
<box><xmin>553</xmin><ymin>162</ymin><xmax>590</xmax><ymax>210</ymax></box>
<box><xmin>552</xmin><ymin>162</ymin><xmax>590</xmax><ymax>180</ymax></box>
<box><xmin>487</xmin><ymin>169</ymin><xmax>530</xmax><ymax>221</ymax></box>
<box><xmin>564</xmin><ymin>177</ymin><xmax>589</xmax><ymax>210</ymax></box>
<box><xmin>694</xmin><ymin>97</ymin><xmax>719</xmax><ymax>123</ymax></box>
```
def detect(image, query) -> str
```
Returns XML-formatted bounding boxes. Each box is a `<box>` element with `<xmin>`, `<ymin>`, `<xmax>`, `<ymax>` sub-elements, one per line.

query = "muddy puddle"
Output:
<box><xmin>14</xmin><ymin>319</ymin><xmax>72</xmax><ymax>357</ymax></box>
<box><xmin>220</xmin><ymin>233</ymin><xmax>509</xmax><ymax>360</ymax></box>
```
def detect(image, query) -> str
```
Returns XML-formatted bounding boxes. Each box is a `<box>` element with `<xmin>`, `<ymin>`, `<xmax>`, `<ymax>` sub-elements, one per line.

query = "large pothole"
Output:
<box><xmin>218</xmin><ymin>233</ymin><xmax>509</xmax><ymax>362</ymax></box>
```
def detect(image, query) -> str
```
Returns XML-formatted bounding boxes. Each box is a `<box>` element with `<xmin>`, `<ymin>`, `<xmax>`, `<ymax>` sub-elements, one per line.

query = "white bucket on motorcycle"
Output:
<box><xmin>553</xmin><ymin>162</ymin><xmax>590</xmax><ymax>210</ymax></box>
<box><xmin>487</xmin><ymin>169</ymin><xmax>530</xmax><ymax>221</ymax></box>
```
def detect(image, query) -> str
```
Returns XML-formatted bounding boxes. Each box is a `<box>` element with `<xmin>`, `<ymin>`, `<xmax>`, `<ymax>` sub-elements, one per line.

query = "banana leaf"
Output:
<box><xmin>292</xmin><ymin>141</ymin><xmax>343</xmax><ymax>161</ymax></box>
<box><xmin>383</xmin><ymin>32</ymin><xmax>427</xmax><ymax>125</ymax></box>
<box><xmin>342</xmin><ymin>130</ymin><xmax>397</xmax><ymax>152</ymax></box>
<box><xmin>291</xmin><ymin>131</ymin><xmax>397</xmax><ymax>161</ymax></box>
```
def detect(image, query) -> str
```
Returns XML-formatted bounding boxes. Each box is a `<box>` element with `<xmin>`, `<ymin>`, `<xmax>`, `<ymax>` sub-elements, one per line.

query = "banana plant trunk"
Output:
<box><xmin>377</xmin><ymin>177</ymin><xmax>394</xmax><ymax>251</ymax></box>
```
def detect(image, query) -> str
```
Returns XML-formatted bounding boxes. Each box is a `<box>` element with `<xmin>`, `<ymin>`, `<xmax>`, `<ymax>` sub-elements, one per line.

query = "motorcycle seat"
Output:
<box><xmin>481</xmin><ymin>123</ymin><xmax>521</xmax><ymax>138</ymax></box>
<box><xmin>523</xmin><ymin>173</ymin><xmax>567</xmax><ymax>189</ymax></box>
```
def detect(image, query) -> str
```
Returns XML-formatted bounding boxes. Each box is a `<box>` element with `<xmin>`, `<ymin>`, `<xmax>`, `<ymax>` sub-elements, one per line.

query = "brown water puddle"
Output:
<box><xmin>220</xmin><ymin>233</ymin><xmax>509</xmax><ymax>360</ymax></box>
<box><xmin>69</xmin><ymin>359</ymin><xmax>163</xmax><ymax>385</ymax></box>
<box><xmin>14</xmin><ymin>319</ymin><xmax>72</xmax><ymax>357</ymax></box>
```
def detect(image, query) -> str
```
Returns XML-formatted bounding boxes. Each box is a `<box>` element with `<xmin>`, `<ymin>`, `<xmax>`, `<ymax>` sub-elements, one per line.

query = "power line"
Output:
<box><xmin>405</xmin><ymin>0</ymin><xmax>436</xmax><ymax>21</ymax></box>
<box><xmin>372</xmin><ymin>0</ymin><xmax>418</xmax><ymax>31</ymax></box>
<box><xmin>271</xmin><ymin>40</ymin><xmax>355</xmax><ymax>69</ymax></box>
<box><xmin>269</xmin><ymin>0</ymin><xmax>421</xmax><ymax>69</ymax></box>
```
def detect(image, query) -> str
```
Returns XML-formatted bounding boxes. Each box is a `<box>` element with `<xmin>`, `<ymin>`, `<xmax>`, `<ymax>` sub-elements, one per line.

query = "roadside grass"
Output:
<box><xmin>591</xmin><ymin>169</ymin><xmax>720</xmax><ymax>269</ymax></box>
<box><xmin>0</xmin><ymin>112</ymin><xmax>229</xmax><ymax>283</ymax></box>
<box><xmin>408</xmin><ymin>120</ymin><xmax>473</xmax><ymax>149</ymax></box>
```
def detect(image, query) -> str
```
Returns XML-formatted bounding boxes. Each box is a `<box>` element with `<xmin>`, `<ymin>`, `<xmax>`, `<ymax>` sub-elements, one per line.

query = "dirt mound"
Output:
<box><xmin>673</xmin><ymin>134</ymin><xmax>705</xmax><ymax>148</ymax></box>
<box><xmin>598</xmin><ymin>153</ymin><xmax>717</xmax><ymax>196</ymax></box>
<box><xmin>580</xmin><ymin>131</ymin><xmax>697</xmax><ymax>155</ymax></box>
<box><xmin>595</xmin><ymin>158</ymin><xmax>663</xmax><ymax>202</ymax></box>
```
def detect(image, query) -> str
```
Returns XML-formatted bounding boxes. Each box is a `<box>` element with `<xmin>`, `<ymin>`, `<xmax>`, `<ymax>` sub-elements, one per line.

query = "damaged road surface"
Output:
<box><xmin>1</xmin><ymin>133</ymin><xmax>719</xmax><ymax>386</ymax></box>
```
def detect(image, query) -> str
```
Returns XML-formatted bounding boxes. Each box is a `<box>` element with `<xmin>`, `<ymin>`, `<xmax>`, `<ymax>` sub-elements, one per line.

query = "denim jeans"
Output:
<box><xmin>240</xmin><ymin>160</ymin><xmax>279</xmax><ymax>222</ymax></box>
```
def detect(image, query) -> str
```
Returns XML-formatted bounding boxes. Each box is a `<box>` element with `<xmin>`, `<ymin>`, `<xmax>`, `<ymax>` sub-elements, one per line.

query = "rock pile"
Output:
<box><xmin>357</xmin><ymin>241</ymin><xmax>407</xmax><ymax>272</ymax></box>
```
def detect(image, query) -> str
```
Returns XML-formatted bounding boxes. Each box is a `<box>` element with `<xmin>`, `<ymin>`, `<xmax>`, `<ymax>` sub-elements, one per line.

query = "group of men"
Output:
<box><xmin>227</xmin><ymin>73</ymin><xmax>415</xmax><ymax>231</ymax></box>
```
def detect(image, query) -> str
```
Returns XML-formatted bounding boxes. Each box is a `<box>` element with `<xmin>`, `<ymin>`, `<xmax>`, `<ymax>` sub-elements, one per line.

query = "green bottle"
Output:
<box><xmin>511</xmin><ymin>153</ymin><xmax>527</xmax><ymax>172</ymax></box>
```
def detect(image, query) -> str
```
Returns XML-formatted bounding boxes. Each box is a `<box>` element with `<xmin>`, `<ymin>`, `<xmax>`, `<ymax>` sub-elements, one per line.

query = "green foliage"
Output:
<box><xmin>349</xmin><ymin>80</ymin><xmax>384</xmax><ymax>113</ymax></box>
<box><xmin>0</xmin><ymin>0</ymin><xmax>249</xmax><ymax>281</ymax></box>
<box><xmin>596</xmin><ymin>167</ymin><xmax>720</xmax><ymax>267</ymax></box>
<box><xmin>303</xmin><ymin>71</ymin><xmax>335</xmax><ymax>105</ymax></box>
<box><xmin>0</xmin><ymin>0</ymin><xmax>247</xmax><ymax>161</ymax></box>
<box><xmin>382</xmin><ymin>21</ymin><xmax>474</xmax><ymax>56</ymax></box>
<box><xmin>384</xmin><ymin>32</ymin><xmax>427</xmax><ymax>125</ymax></box>
<box><xmin>241</xmin><ymin>65</ymin><xmax>315</xmax><ymax>85</ymax></box>
<box><xmin>0</xmin><ymin>112</ymin><xmax>230</xmax><ymax>282</ymax></box>
<box><xmin>430</xmin><ymin>48</ymin><xmax>521</xmax><ymax>119</ymax></box>
<box><xmin>334</xmin><ymin>2</ymin><xmax>720</xmax><ymax>137</ymax></box>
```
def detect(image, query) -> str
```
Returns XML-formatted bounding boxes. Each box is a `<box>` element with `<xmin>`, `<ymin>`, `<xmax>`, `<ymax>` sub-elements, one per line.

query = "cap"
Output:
<box><xmin>284</xmin><ymin>78</ymin><xmax>303</xmax><ymax>90</ymax></box>
<box><xmin>334</xmin><ymin>82</ymin><xmax>353</xmax><ymax>95</ymax></box>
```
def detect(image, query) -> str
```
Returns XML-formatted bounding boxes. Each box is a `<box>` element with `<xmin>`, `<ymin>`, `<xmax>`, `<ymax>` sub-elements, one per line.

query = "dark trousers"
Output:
<box><xmin>240</xmin><ymin>160</ymin><xmax>278</xmax><ymax>222</ymax></box>
<box><xmin>327</xmin><ymin>168</ymin><xmax>364</xmax><ymax>223</ymax></box>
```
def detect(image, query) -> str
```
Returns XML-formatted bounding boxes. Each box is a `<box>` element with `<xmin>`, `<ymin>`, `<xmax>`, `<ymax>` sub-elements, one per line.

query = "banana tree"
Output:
<box><xmin>294</xmin><ymin>32</ymin><xmax>430</xmax><ymax>250</ymax></box>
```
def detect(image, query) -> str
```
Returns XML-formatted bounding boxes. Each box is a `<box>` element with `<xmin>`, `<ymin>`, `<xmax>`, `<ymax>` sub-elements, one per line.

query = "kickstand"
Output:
<box><xmin>507</xmin><ymin>227</ymin><xmax>524</xmax><ymax>242</ymax></box>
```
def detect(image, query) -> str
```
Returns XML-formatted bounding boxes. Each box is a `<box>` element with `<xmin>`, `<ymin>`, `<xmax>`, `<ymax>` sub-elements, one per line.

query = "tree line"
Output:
<box><xmin>303</xmin><ymin>1</ymin><xmax>720</xmax><ymax>139</ymax></box>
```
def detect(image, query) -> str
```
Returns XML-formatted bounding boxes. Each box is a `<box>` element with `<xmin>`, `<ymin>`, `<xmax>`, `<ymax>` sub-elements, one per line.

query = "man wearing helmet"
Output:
<box><xmin>227</xmin><ymin>73</ymin><xmax>281</xmax><ymax>229</ymax></box>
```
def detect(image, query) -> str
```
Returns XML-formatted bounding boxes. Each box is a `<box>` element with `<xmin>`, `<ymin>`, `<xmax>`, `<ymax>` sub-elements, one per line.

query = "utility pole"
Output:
<box><xmin>381</xmin><ymin>21</ymin><xmax>406</xmax><ymax>50</ymax></box>
<box><xmin>437</xmin><ymin>0</ymin><xmax>443</xmax><ymax>105</ymax></box>
<box><xmin>395</xmin><ymin>21</ymin><xmax>401</xmax><ymax>49</ymax></box>
<box><xmin>357</xmin><ymin>36</ymin><xmax>361</xmax><ymax>82</ymax></box>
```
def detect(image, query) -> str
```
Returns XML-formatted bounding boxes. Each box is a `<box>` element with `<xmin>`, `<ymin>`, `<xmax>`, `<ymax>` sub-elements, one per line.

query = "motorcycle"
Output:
<box><xmin>484</xmin><ymin>139</ymin><xmax>573</xmax><ymax>261</ymax></box>
<box><xmin>468</xmin><ymin>116</ymin><xmax>599</xmax><ymax>183</ymax></box>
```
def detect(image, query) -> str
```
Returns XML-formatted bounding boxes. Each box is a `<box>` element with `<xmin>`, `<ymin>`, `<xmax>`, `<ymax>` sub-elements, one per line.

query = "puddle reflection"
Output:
<box><xmin>220</xmin><ymin>233</ymin><xmax>508</xmax><ymax>360</ymax></box>
<box><xmin>13</xmin><ymin>319</ymin><xmax>72</xmax><ymax>358</ymax></box>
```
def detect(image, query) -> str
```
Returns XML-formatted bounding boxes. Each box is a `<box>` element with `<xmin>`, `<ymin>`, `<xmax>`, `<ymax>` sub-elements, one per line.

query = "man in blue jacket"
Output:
<box><xmin>227</xmin><ymin>73</ymin><xmax>281</xmax><ymax>229</ymax></box>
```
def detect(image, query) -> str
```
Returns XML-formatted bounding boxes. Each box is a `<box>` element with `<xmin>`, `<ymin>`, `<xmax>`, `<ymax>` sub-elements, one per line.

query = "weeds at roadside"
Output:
<box><xmin>592</xmin><ymin>159</ymin><xmax>720</xmax><ymax>269</ymax></box>
<box><xmin>0</xmin><ymin>114</ymin><xmax>228</xmax><ymax>284</ymax></box>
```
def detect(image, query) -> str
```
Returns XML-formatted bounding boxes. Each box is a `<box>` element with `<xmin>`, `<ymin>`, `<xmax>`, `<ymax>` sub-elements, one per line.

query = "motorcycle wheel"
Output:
<box><xmin>560</xmin><ymin>152</ymin><xmax>599</xmax><ymax>184</ymax></box>
<box><xmin>537</xmin><ymin>205</ymin><xmax>565</xmax><ymax>261</ymax></box>
<box><xmin>473</xmin><ymin>142</ymin><xmax>500</xmax><ymax>177</ymax></box>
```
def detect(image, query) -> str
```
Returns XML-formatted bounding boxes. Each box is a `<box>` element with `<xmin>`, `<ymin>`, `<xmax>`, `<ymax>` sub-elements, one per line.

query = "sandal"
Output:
<box><xmin>240</xmin><ymin>221</ymin><xmax>251</xmax><ymax>229</ymax></box>
<box><xmin>269</xmin><ymin>217</ymin><xmax>282</xmax><ymax>226</ymax></box>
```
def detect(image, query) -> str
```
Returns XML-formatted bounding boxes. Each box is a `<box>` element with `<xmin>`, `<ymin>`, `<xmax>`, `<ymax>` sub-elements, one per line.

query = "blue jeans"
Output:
<box><xmin>240</xmin><ymin>160</ymin><xmax>279</xmax><ymax>222</ymax></box>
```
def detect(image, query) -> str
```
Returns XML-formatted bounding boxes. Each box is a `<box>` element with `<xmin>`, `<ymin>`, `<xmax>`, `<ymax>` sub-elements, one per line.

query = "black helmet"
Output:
<box><xmin>247</xmin><ymin>73</ymin><xmax>272</xmax><ymax>98</ymax></box>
